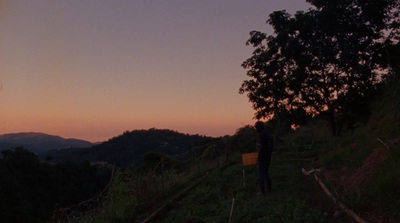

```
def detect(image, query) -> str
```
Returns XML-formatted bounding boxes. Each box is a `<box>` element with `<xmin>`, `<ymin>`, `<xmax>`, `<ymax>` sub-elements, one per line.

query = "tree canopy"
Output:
<box><xmin>240</xmin><ymin>0</ymin><xmax>400</xmax><ymax>136</ymax></box>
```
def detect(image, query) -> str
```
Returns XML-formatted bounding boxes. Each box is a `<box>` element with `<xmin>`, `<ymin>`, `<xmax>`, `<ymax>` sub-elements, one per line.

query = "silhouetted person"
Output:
<box><xmin>255</xmin><ymin>121</ymin><xmax>273</xmax><ymax>195</ymax></box>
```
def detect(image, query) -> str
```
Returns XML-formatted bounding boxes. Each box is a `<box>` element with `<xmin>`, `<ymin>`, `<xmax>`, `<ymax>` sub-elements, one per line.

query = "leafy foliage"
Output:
<box><xmin>240</xmin><ymin>0</ymin><xmax>400</xmax><ymax>136</ymax></box>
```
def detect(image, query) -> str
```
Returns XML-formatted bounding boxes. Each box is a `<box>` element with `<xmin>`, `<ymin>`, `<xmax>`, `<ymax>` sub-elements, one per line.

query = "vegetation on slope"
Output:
<box><xmin>61</xmin><ymin>69</ymin><xmax>400</xmax><ymax>223</ymax></box>
<box><xmin>66</xmin><ymin>130</ymin><xmax>352</xmax><ymax>223</ymax></box>
<box><xmin>317</xmin><ymin>67</ymin><xmax>400</xmax><ymax>222</ymax></box>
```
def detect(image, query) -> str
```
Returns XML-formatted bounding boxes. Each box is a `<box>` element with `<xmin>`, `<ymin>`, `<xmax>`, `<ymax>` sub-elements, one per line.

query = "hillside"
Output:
<box><xmin>53</xmin><ymin>129</ymin><xmax>354</xmax><ymax>223</ymax></box>
<box><xmin>51</xmin><ymin>72</ymin><xmax>400</xmax><ymax>222</ymax></box>
<box><xmin>315</xmin><ymin>70</ymin><xmax>400</xmax><ymax>222</ymax></box>
<box><xmin>0</xmin><ymin>132</ymin><xmax>94</xmax><ymax>155</ymax></box>
<box><xmin>41</xmin><ymin>128</ymin><xmax>217</xmax><ymax>167</ymax></box>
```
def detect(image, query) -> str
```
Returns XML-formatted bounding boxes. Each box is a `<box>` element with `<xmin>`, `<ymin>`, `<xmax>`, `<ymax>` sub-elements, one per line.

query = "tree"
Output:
<box><xmin>1</xmin><ymin>146</ymin><xmax>38</xmax><ymax>167</ymax></box>
<box><xmin>240</xmin><ymin>0</ymin><xmax>400</xmax><ymax>136</ymax></box>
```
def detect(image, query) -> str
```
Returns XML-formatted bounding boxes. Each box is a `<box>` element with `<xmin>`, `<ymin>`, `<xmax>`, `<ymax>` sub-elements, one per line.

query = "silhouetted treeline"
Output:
<box><xmin>0</xmin><ymin>147</ymin><xmax>111</xmax><ymax>223</ymax></box>
<box><xmin>41</xmin><ymin>128</ymin><xmax>216</xmax><ymax>167</ymax></box>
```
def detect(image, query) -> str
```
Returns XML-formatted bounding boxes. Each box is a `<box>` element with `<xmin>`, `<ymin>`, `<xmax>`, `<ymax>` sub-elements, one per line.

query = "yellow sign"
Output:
<box><xmin>242</xmin><ymin>152</ymin><xmax>259</xmax><ymax>166</ymax></box>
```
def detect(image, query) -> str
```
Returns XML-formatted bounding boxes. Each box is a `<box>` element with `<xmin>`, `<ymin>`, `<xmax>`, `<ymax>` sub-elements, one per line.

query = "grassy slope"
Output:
<box><xmin>157</xmin><ymin>150</ymin><xmax>352</xmax><ymax>223</ymax></box>
<box><xmin>155</xmin><ymin>70</ymin><xmax>400</xmax><ymax>223</ymax></box>
<box><xmin>71</xmin><ymin>149</ymin><xmax>348</xmax><ymax>223</ymax></box>
<box><xmin>317</xmin><ymin>71</ymin><xmax>400</xmax><ymax>222</ymax></box>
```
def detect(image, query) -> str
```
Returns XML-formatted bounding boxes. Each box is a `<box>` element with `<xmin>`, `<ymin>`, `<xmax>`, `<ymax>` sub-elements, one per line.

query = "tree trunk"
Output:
<box><xmin>328</xmin><ymin>108</ymin><xmax>339</xmax><ymax>136</ymax></box>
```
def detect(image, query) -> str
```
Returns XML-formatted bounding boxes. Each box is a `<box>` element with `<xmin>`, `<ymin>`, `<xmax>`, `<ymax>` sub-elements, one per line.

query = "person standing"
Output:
<box><xmin>255</xmin><ymin>121</ymin><xmax>273</xmax><ymax>195</ymax></box>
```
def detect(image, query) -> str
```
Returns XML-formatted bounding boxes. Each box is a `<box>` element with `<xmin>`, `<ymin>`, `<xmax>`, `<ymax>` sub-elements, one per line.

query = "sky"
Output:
<box><xmin>0</xmin><ymin>0</ymin><xmax>311</xmax><ymax>142</ymax></box>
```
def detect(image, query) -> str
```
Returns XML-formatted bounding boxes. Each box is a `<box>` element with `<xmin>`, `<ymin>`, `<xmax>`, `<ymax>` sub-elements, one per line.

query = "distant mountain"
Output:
<box><xmin>40</xmin><ymin>128</ymin><xmax>219</xmax><ymax>167</ymax></box>
<box><xmin>0</xmin><ymin>132</ymin><xmax>94</xmax><ymax>155</ymax></box>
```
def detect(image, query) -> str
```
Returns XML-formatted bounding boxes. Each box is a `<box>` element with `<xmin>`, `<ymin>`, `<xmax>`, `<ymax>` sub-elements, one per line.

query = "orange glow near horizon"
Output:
<box><xmin>1</xmin><ymin>111</ymin><xmax>254</xmax><ymax>142</ymax></box>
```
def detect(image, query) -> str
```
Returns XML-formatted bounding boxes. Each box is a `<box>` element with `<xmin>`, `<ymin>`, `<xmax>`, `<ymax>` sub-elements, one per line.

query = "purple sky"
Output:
<box><xmin>0</xmin><ymin>0</ymin><xmax>312</xmax><ymax>142</ymax></box>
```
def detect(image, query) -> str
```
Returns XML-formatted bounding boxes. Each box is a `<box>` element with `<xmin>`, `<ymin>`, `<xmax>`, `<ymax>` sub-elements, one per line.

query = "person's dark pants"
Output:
<box><xmin>258</xmin><ymin>161</ymin><xmax>272</xmax><ymax>194</ymax></box>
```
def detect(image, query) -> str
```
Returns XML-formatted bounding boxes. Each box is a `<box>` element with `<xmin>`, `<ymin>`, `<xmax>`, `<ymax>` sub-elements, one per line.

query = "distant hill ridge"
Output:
<box><xmin>0</xmin><ymin>132</ymin><xmax>94</xmax><ymax>154</ymax></box>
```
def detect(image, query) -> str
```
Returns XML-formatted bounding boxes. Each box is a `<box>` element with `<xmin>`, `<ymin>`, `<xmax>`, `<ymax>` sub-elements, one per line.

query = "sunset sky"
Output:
<box><xmin>0</xmin><ymin>0</ymin><xmax>311</xmax><ymax>142</ymax></box>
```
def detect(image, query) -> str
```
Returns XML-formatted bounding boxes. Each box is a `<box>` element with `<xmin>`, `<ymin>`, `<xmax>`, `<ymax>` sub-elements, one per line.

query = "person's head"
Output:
<box><xmin>255</xmin><ymin>121</ymin><xmax>264</xmax><ymax>133</ymax></box>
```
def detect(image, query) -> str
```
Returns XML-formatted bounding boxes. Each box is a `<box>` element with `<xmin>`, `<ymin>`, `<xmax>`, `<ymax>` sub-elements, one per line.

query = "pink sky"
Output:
<box><xmin>0</xmin><ymin>0</ymin><xmax>311</xmax><ymax>142</ymax></box>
